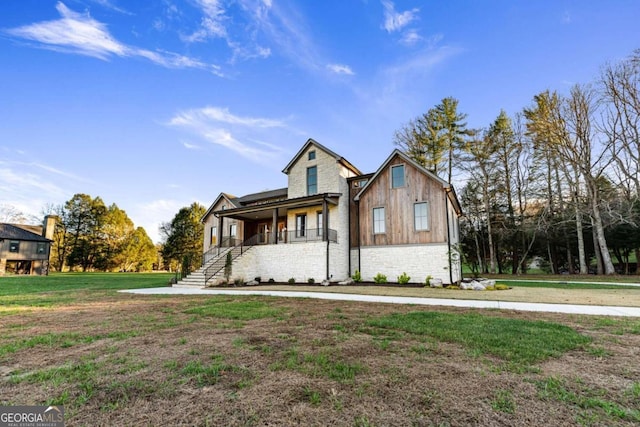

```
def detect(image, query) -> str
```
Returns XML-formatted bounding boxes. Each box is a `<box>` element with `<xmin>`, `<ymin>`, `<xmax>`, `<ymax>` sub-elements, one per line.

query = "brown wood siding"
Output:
<box><xmin>0</xmin><ymin>240</ymin><xmax>49</xmax><ymax>261</ymax></box>
<box><xmin>358</xmin><ymin>157</ymin><xmax>448</xmax><ymax>246</ymax></box>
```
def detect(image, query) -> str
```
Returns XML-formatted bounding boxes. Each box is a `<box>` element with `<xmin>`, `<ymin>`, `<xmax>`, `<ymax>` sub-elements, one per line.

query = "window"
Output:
<box><xmin>414</xmin><ymin>202</ymin><xmax>430</xmax><ymax>231</ymax></box>
<box><xmin>307</xmin><ymin>166</ymin><xmax>318</xmax><ymax>195</ymax></box>
<box><xmin>210</xmin><ymin>226</ymin><xmax>217</xmax><ymax>245</ymax></box>
<box><xmin>229</xmin><ymin>224</ymin><xmax>237</xmax><ymax>237</ymax></box>
<box><xmin>317</xmin><ymin>211</ymin><xmax>323</xmax><ymax>237</ymax></box>
<box><xmin>373</xmin><ymin>207</ymin><xmax>385</xmax><ymax>234</ymax></box>
<box><xmin>9</xmin><ymin>241</ymin><xmax>19</xmax><ymax>253</ymax></box>
<box><xmin>296</xmin><ymin>214</ymin><xmax>307</xmax><ymax>237</ymax></box>
<box><xmin>308</xmin><ymin>150</ymin><xmax>316</xmax><ymax>160</ymax></box>
<box><xmin>36</xmin><ymin>242</ymin><xmax>46</xmax><ymax>254</ymax></box>
<box><xmin>391</xmin><ymin>164</ymin><xmax>405</xmax><ymax>188</ymax></box>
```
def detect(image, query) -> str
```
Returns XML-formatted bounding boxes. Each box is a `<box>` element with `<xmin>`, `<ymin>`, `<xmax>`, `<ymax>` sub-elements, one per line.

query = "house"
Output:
<box><xmin>0</xmin><ymin>215</ymin><xmax>56</xmax><ymax>275</ymax></box>
<box><xmin>192</xmin><ymin>139</ymin><xmax>462</xmax><ymax>287</ymax></box>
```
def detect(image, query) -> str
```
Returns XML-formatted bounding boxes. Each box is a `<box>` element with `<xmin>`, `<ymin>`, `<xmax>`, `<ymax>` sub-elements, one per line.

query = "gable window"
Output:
<box><xmin>229</xmin><ymin>224</ymin><xmax>237</xmax><ymax>237</ymax></box>
<box><xmin>36</xmin><ymin>242</ymin><xmax>46</xmax><ymax>254</ymax></box>
<box><xmin>210</xmin><ymin>226</ymin><xmax>217</xmax><ymax>245</ymax></box>
<box><xmin>308</xmin><ymin>150</ymin><xmax>316</xmax><ymax>160</ymax></box>
<box><xmin>373</xmin><ymin>207</ymin><xmax>385</xmax><ymax>234</ymax></box>
<box><xmin>296</xmin><ymin>214</ymin><xmax>307</xmax><ymax>237</ymax></box>
<box><xmin>391</xmin><ymin>164</ymin><xmax>405</xmax><ymax>188</ymax></box>
<box><xmin>414</xmin><ymin>202</ymin><xmax>430</xmax><ymax>231</ymax></box>
<box><xmin>307</xmin><ymin>166</ymin><xmax>318</xmax><ymax>195</ymax></box>
<box><xmin>9</xmin><ymin>241</ymin><xmax>19</xmax><ymax>253</ymax></box>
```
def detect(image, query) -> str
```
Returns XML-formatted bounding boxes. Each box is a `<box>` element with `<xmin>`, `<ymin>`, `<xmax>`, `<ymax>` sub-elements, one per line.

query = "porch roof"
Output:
<box><xmin>214</xmin><ymin>192</ymin><xmax>341</xmax><ymax>221</ymax></box>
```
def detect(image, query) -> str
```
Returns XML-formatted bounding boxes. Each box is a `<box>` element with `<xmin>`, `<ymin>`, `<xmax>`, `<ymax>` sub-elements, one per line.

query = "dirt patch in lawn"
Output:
<box><xmin>2</xmin><ymin>293</ymin><xmax>640</xmax><ymax>426</ymax></box>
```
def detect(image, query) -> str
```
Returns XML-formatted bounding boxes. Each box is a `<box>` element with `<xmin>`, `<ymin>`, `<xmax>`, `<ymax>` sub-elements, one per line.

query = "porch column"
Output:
<box><xmin>218</xmin><ymin>215</ymin><xmax>224</xmax><ymax>248</ymax></box>
<box><xmin>272</xmin><ymin>208</ymin><xmax>278</xmax><ymax>244</ymax></box>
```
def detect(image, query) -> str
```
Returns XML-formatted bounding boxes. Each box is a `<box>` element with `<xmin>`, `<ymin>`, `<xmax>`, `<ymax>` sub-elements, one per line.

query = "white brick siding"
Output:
<box><xmin>352</xmin><ymin>244</ymin><xmax>460</xmax><ymax>284</ymax></box>
<box><xmin>229</xmin><ymin>241</ymin><xmax>349</xmax><ymax>283</ymax></box>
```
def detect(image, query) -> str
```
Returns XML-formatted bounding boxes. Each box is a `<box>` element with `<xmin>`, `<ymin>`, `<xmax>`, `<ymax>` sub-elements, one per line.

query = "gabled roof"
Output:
<box><xmin>353</xmin><ymin>149</ymin><xmax>463</xmax><ymax>216</ymax></box>
<box><xmin>201</xmin><ymin>188</ymin><xmax>290</xmax><ymax>222</ymax></box>
<box><xmin>0</xmin><ymin>223</ymin><xmax>50</xmax><ymax>242</ymax></box>
<box><xmin>281</xmin><ymin>138</ymin><xmax>362</xmax><ymax>176</ymax></box>
<box><xmin>201</xmin><ymin>192</ymin><xmax>238</xmax><ymax>222</ymax></box>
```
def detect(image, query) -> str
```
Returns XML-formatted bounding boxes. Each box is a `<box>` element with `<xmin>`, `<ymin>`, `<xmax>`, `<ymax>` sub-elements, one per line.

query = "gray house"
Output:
<box><xmin>0</xmin><ymin>215</ymin><xmax>56</xmax><ymax>275</ymax></box>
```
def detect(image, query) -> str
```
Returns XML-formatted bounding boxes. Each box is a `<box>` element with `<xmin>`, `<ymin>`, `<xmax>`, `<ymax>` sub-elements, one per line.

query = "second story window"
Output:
<box><xmin>308</xmin><ymin>150</ymin><xmax>316</xmax><ymax>160</ymax></box>
<box><xmin>307</xmin><ymin>166</ymin><xmax>318</xmax><ymax>195</ymax></box>
<box><xmin>36</xmin><ymin>242</ymin><xmax>46</xmax><ymax>254</ymax></box>
<box><xmin>391</xmin><ymin>165</ymin><xmax>405</xmax><ymax>188</ymax></box>
<box><xmin>9</xmin><ymin>241</ymin><xmax>20</xmax><ymax>253</ymax></box>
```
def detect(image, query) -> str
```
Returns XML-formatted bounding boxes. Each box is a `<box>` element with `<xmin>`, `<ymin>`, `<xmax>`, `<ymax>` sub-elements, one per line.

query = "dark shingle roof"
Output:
<box><xmin>232</xmin><ymin>188</ymin><xmax>288</xmax><ymax>205</ymax></box>
<box><xmin>0</xmin><ymin>223</ymin><xmax>50</xmax><ymax>242</ymax></box>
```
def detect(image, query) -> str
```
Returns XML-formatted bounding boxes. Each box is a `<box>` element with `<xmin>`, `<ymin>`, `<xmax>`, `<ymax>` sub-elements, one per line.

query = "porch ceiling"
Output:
<box><xmin>214</xmin><ymin>192</ymin><xmax>341</xmax><ymax>221</ymax></box>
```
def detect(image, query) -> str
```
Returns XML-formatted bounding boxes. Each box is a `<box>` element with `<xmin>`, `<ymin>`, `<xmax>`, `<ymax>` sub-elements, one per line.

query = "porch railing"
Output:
<box><xmin>203</xmin><ymin>235</ymin><xmax>259</xmax><ymax>286</ymax></box>
<box><xmin>255</xmin><ymin>228</ymin><xmax>337</xmax><ymax>244</ymax></box>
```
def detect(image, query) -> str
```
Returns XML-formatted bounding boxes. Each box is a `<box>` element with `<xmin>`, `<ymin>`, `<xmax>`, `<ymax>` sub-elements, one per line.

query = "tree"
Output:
<box><xmin>64</xmin><ymin>194</ymin><xmax>107</xmax><ymax>271</ymax></box>
<box><xmin>161</xmin><ymin>202</ymin><xmax>206</xmax><ymax>273</ymax></box>
<box><xmin>393</xmin><ymin>97</ymin><xmax>470</xmax><ymax>182</ymax></box>
<box><xmin>47</xmin><ymin>194</ymin><xmax>155</xmax><ymax>272</ymax></box>
<box><xmin>460</xmin><ymin>129</ymin><xmax>500</xmax><ymax>273</ymax></box>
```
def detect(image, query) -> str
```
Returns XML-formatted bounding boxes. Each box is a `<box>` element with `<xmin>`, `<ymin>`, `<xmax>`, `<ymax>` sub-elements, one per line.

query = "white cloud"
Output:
<box><xmin>400</xmin><ymin>29</ymin><xmax>422</xmax><ymax>46</ymax></box>
<box><xmin>182</xmin><ymin>141</ymin><xmax>202</xmax><ymax>150</ymax></box>
<box><xmin>167</xmin><ymin>106</ymin><xmax>289</xmax><ymax>163</ymax></box>
<box><xmin>189</xmin><ymin>0</ymin><xmax>228</xmax><ymax>41</ymax></box>
<box><xmin>381</xmin><ymin>0</ymin><xmax>419</xmax><ymax>33</ymax></box>
<box><xmin>90</xmin><ymin>0</ymin><xmax>132</xmax><ymax>15</ymax></box>
<box><xmin>327</xmin><ymin>63</ymin><xmax>355</xmax><ymax>75</ymax></box>
<box><xmin>5</xmin><ymin>2</ymin><xmax>222</xmax><ymax>74</ymax></box>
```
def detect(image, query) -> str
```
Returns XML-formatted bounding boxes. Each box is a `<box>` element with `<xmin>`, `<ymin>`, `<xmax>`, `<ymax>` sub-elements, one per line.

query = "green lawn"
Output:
<box><xmin>1</xmin><ymin>273</ymin><xmax>639</xmax><ymax>425</ymax></box>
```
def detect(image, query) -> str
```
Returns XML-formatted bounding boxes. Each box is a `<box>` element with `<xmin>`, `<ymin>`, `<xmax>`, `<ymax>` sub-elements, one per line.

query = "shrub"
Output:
<box><xmin>425</xmin><ymin>275</ymin><xmax>433</xmax><ymax>287</ymax></box>
<box><xmin>308</xmin><ymin>278</ymin><xmax>315</xmax><ymax>284</ymax></box>
<box><xmin>352</xmin><ymin>269</ymin><xmax>362</xmax><ymax>283</ymax></box>
<box><xmin>233</xmin><ymin>277</ymin><xmax>244</xmax><ymax>286</ymax></box>
<box><xmin>288</xmin><ymin>277</ymin><xmax>295</xmax><ymax>285</ymax></box>
<box><xmin>373</xmin><ymin>273</ymin><xmax>387</xmax><ymax>284</ymax></box>
<box><xmin>268</xmin><ymin>278</ymin><xmax>275</xmax><ymax>283</ymax></box>
<box><xmin>397</xmin><ymin>272</ymin><xmax>411</xmax><ymax>285</ymax></box>
<box><xmin>495</xmin><ymin>284</ymin><xmax>510</xmax><ymax>290</ymax></box>
<box><xmin>254</xmin><ymin>276</ymin><xmax>262</xmax><ymax>283</ymax></box>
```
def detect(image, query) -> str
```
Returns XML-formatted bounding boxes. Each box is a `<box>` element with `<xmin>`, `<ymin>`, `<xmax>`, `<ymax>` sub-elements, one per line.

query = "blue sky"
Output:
<box><xmin>1</xmin><ymin>0</ymin><xmax>638</xmax><ymax>243</ymax></box>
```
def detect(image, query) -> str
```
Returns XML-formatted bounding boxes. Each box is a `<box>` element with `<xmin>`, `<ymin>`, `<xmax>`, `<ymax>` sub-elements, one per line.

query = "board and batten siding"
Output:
<box><xmin>202</xmin><ymin>197</ymin><xmax>243</xmax><ymax>252</ymax></box>
<box><xmin>357</xmin><ymin>156</ymin><xmax>449</xmax><ymax>247</ymax></box>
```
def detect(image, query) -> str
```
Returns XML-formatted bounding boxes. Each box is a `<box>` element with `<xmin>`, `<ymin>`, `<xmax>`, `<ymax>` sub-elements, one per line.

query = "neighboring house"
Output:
<box><xmin>0</xmin><ymin>216</ymin><xmax>56</xmax><ymax>275</ymax></box>
<box><xmin>197</xmin><ymin>139</ymin><xmax>462</xmax><ymax>286</ymax></box>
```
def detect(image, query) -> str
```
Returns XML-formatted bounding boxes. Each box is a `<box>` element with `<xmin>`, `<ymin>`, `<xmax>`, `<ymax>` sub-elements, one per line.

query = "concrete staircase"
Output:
<box><xmin>173</xmin><ymin>267</ymin><xmax>206</xmax><ymax>288</ymax></box>
<box><xmin>173</xmin><ymin>244</ymin><xmax>251</xmax><ymax>288</ymax></box>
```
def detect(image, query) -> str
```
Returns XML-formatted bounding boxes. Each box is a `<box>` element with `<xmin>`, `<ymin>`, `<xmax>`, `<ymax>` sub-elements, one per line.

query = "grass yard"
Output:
<box><xmin>1</xmin><ymin>273</ymin><xmax>639</xmax><ymax>426</ymax></box>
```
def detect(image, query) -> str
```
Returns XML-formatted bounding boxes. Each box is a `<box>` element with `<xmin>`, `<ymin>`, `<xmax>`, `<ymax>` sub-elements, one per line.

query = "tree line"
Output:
<box><xmin>393</xmin><ymin>49</ymin><xmax>640</xmax><ymax>275</ymax></box>
<box><xmin>48</xmin><ymin>194</ymin><xmax>158</xmax><ymax>272</ymax></box>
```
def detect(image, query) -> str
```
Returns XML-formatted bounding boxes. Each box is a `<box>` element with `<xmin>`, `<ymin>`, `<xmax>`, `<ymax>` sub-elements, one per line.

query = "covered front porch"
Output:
<box><xmin>204</xmin><ymin>193</ymin><xmax>340</xmax><ymax>262</ymax></box>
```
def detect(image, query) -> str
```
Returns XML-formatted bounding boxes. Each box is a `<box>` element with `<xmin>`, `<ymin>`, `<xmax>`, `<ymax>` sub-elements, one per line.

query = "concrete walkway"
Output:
<box><xmin>120</xmin><ymin>287</ymin><xmax>640</xmax><ymax>317</ymax></box>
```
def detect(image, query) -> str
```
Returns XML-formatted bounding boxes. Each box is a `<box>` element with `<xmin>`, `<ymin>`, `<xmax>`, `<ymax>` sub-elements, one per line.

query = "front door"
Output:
<box><xmin>258</xmin><ymin>223</ymin><xmax>269</xmax><ymax>244</ymax></box>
